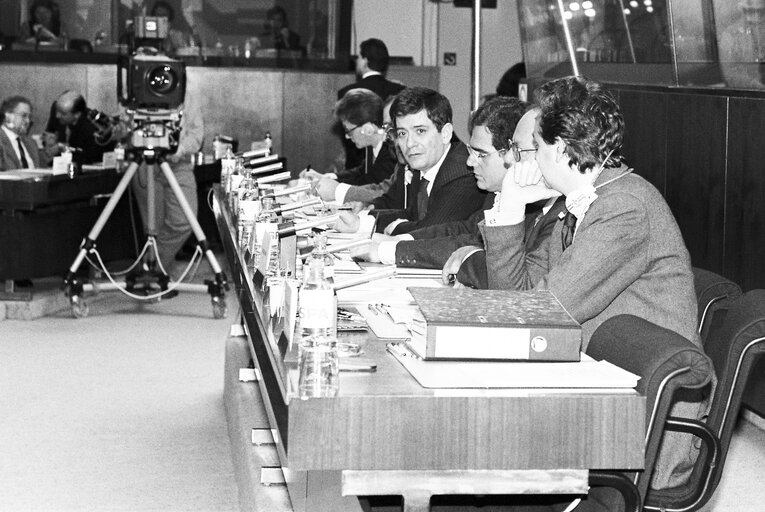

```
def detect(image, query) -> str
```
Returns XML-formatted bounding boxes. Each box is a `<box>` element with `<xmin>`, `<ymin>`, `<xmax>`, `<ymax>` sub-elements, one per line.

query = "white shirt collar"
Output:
<box><xmin>372</xmin><ymin>138</ymin><xmax>384</xmax><ymax>159</ymax></box>
<box><xmin>361</xmin><ymin>71</ymin><xmax>382</xmax><ymax>79</ymax></box>
<box><xmin>2</xmin><ymin>124</ymin><xmax>19</xmax><ymax>142</ymax></box>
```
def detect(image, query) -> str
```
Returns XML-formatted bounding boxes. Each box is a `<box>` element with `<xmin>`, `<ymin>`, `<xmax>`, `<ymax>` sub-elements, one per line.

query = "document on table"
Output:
<box><xmin>387</xmin><ymin>345</ymin><xmax>640</xmax><ymax>389</ymax></box>
<box><xmin>357</xmin><ymin>304</ymin><xmax>421</xmax><ymax>339</ymax></box>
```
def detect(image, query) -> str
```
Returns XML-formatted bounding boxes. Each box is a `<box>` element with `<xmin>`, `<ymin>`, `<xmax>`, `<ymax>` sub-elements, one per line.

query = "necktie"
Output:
<box><xmin>561</xmin><ymin>210</ymin><xmax>576</xmax><ymax>251</ymax></box>
<box><xmin>17</xmin><ymin>137</ymin><xmax>30</xmax><ymax>168</ymax></box>
<box><xmin>417</xmin><ymin>175</ymin><xmax>429</xmax><ymax>220</ymax></box>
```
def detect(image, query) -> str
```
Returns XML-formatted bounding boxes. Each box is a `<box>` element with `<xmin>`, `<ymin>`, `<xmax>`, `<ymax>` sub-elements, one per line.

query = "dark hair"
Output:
<box><xmin>390</xmin><ymin>87</ymin><xmax>452</xmax><ymax>131</ymax></box>
<box><xmin>28</xmin><ymin>0</ymin><xmax>61</xmax><ymax>36</ymax></box>
<box><xmin>71</xmin><ymin>95</ymin><xmax>87</xmax><ymax>114</ymax></box>
<box><xmin>533</xmin><ymin>76</ymin><xmax>625</xmax><ymax>172</ymax></box>
<box><xmin>151</xmin><ymin>1</ymin><xmax>175</xmax><ymax>22</ymax></box>
<box><xmin>496</xmin><ymin>62</ymin><xmax>526</xmax><ymax>98</ymax></box>
<box><xmin>1</xmin><ymin>96</ymin><xmax>31</xmax><ymax>116</ymax></box>
<box><xmin>359</xmin><ymin>38</ymin><xmax>390</xmax><ymax>74</ymax></box>
<box><xmin>469</xmin><ymin>97</ymin><xmax>532</xmax><ymax>151</ymax></box>
<box><xmin>335</xmin><ymin>88</ymin><xmax>384</xmax><ymax>126</ymax></box>
<box><xmin>267</xmin><ymin>5</ymin><xmax>288</xmax><ymax>24</ymax></box>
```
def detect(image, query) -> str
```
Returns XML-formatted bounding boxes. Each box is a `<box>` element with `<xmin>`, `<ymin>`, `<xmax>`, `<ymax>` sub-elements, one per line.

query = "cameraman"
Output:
<box><xmin>128</xmin><ymin>87</ymin><xmax>203</xmax><ymax>270</ymax></box>
<box><xmin>44</xmin><ymin>90</ymin><xmax>115</xmax><ymax>165</ymax></box>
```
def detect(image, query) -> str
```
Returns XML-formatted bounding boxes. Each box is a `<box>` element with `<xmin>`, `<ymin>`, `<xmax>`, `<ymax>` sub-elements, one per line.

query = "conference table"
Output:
<box><xmin>214</xmin><ymin>187</ymin><xmax>646</xmax><ymax>512</ymax></box>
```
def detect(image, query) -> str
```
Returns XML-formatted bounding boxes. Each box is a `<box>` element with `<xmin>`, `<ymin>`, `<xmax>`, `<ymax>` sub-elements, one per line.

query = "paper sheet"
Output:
<box><xmin>387</xmin><ymin>345</ymin><xmax>640</xmax><ymax>389</ymax></box>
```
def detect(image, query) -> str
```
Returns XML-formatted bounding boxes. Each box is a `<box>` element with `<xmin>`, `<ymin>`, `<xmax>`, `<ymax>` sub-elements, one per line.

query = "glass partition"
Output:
<box><xmin>517</xmin><ymin>0</ymin><xmax>765</xmax><ymax>90</ymax></box>
<box><xmin>0</xmin><ymin>0</ymin><xmax>352</xmax><ymax>71</ymax></box>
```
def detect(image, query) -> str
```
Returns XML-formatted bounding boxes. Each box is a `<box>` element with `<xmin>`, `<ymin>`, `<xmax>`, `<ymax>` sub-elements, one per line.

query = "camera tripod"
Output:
<box><xmin>63</xmin><ymin>149</ymin><xmax>229</xmax><ymax>318</ymax></box>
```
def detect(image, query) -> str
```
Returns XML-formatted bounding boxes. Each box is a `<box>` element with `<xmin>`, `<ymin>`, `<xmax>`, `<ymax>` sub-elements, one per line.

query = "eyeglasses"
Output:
<box><xmin>466</xmin><ymin>145</ymin><xmax>506</xmax><ymax>162</ymax></box>
<box><xmin>343</xmin><ymin>124</ymin><xmax>362</xmax><ymax>138</ymax></box>
<box><xmin>507</xmin><ymin>140</ymin><xmax>537</xmax><ymax>162</ymax></box>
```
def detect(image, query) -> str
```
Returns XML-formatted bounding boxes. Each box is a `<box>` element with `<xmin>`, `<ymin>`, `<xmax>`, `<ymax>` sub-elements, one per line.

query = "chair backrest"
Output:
<box><xmin>645</xmin><ymin>289</ymin><xmax>765</xmax><ymax>511</ymax></box>
<box><xmin>587</xmin><ymin>315</ymin><xmax>713</xmax><ymax>500</ymax></box>
<box><xmin>700</xmin><ymin>289</ymin><xmax>765</xmax><ymax>492</ymax></box>
<box><xmin>692</xmin><ymin>267</ymin><xmax>742</xmax><ymax>344</ymax></box>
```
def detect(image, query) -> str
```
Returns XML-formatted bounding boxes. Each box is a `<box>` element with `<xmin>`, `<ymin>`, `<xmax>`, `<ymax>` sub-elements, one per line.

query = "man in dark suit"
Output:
<box><xmin>44</xmin><ymin>90</ymin><xmax>115</xmax><ymax>165</ymax></box>
<box><xmin>336</xmin><ymin>87</ymin><xmax>486</xmax><ymax>246</ymax></box>
<box><xmin>352</xmin><ymin>97</ymin><xmax>564</xmax><ymax>285</ymax></box>
<box><xmin>0</xmin><ymin>95</ymin><xmax>44</xmax><ymax>171</ymax></box>
<box><xmin>337</xmin><ymin>38</ymin><xmax>404</xmax><ymax>169</ymax></box>
<box><xmin>308</xmin><ymin>88</ymin><xmax>397</xmax><ymax>203</ymax></box>
<box><xmin>338</xmin><ymin>38</ymin><xmax>405</xmax><ymax>102</ymax></box>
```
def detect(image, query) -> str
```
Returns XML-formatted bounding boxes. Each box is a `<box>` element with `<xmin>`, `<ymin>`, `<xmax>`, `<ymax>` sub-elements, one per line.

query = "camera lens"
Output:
<box><xmin>146</xmin><ymin>65</ymin><xmax>178</xmax><ymax>95</ymax></box>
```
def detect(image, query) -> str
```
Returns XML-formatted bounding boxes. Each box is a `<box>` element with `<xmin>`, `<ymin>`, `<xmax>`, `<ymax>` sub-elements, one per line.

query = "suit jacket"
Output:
<box><xmin>334</xmin><ymin>139</ymin><xmax>396</xmax><ymax>186</ymax></box>
<box><xmin>393</xmin><ymin>192</ymin><xmax>495</xmax><ymax>269</ymax></box>
<box><xmin>337</xmin><ymin>74</ymin><xmax>405</xmax><ymax>101</ymax></box>
<box><xmin>0</xmin><ymin>128</ymin><xmax>42</xmax><ymax>171</ymax></box>
<box><xmin>479</xmin><ymin>166</ymin><xmax>704</xmax><ymax>489</ymax></box>
<box><xmin>46</xmin><ymin>104</ymin><xmax>114</xmax><ymax>165</ymax></box>
<box><xmin>454</xmin><ymin>197</ymin><xmax>567</xmax><ymax>289</ymax></box>
<box><xmin>371</xmin><ymin>162</ymin><xmax>408</xmax><ymax>211</ymax></box>
<box><xmin>373</xmin><ymin>141</ymin><xmax>487</xmax><ymax>235</ymax></box>
<box><xmin>342</xmin><ymin>168</ymin><xmax>396</xmax><ymax>205</ymax></box>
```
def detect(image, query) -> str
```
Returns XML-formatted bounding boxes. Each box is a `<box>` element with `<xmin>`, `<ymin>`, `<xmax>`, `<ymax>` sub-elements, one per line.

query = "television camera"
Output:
<box><xmin>61</xmin><ymin>15</ymin><xmax>228</xmax><ymax>319</ymax></box>
<box><xmin>117</xmin><ymin>16</ymin><xmax>186</xmax><ymax>154</ymax></box>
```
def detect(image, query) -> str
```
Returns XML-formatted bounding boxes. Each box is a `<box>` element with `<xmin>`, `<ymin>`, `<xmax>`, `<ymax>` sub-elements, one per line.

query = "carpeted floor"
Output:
<box><xmin>0</xmin><ymin>259</ymin><xmax>239</xmax><ymax>512</ymax></box>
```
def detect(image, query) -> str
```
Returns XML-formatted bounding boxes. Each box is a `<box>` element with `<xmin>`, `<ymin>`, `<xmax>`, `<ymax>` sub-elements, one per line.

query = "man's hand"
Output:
<box><xmin>499</xmin><ymin>159</ymin><xmax>560</xmax><ymax>211</ymax></box>
<box><xmin>315</xmin><ymin>178</ymin><xmax>339</xmax><ymax>201</ymax></box>
<box><xmin>347</xmin><ymin>201</ymin><xmax>371</xmax><ymax>214</ymax></box>
<box><xmin>350</xmin><ymin>239</ymin><xmax>381</xmax><ymax>263</ymax></box>
<box><xmin>333</xmin><ymin>211</ymin><xmax>360</xmax><ymax>233</ymax></box>
<box><xmin>299</xmin><ymin>167</ymin><xmax>325</xmax><ymax>182</ymax></box>
<box><xmin>441</xmin><ymin>245</ymin><xmax>482</xmax><ymax>285</ymax></box>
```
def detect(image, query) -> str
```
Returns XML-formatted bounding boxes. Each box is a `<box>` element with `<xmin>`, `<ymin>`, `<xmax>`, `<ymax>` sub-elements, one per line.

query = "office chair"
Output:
<box><xmin>691</xmin><ymin>267</ymin><xmax>742</xmax><ymax>343</ymax></box>
<box><xmin>645</xmin><ymin>289</ymin><xmax>765</xmax><ymax>511</ymax></box>
<box><xmin>585</xmin><ymin>314</ymin><xmax>714</xmax><ymax>512</ymax></box>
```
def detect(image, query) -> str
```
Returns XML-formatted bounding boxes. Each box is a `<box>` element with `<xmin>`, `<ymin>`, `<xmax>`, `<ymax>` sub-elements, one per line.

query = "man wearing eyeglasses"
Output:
<box><xmin>348</xmin><ymin>97</ymin><xmax>564</xmax><ymax>283</ymax></box>
<box><xmin>306</xmin><ymin>89</ymin><xmax>398</xmax><ymax>204</ymax></box>
<box><xmin>0</xmin><ymin>95</ymin><xmax>43</xmax><ymax>171</ymax></box>
<box><xmin>480</xmin><ymin>77</ymin><xmax>702</xmax><ymax>493</ymax></box>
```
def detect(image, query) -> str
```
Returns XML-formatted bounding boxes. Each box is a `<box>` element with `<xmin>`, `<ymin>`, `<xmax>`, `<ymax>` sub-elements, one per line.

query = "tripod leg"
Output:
<box><xmin>64</xmin><ymin>162</ymin><xmax>140</xmax><ymax>294</ymax></box>
<box><xmin>157</xmin><ymin>161</ymin><xmax>229</xmax><ymax>309</ymax></box>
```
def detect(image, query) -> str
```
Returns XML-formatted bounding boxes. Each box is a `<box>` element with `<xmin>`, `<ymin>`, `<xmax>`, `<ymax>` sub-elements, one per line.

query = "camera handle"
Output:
<box><xmin>63</xmin><ymin>151</ymin><xmax>229</xmax><ymax>319</ymax></box>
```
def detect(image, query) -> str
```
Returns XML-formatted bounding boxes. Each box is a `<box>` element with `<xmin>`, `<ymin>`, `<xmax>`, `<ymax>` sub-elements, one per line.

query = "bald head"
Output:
<box><xmin>55</xmin><ymin>91</ymin><xmax>86</xmax><ymax>126</ymax></box>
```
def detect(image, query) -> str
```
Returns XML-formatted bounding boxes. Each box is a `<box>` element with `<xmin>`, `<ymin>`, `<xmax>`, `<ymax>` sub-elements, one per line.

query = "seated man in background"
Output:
<box><xmin>0</xmin><ymin>95</ymin><xmax>44</xmax><ymax>171</ymax></box>
<box><xmin>362</xmin><ymin>86</ymin><xmax>486</xmax><ymax>235</ymax></box>
<box><xmin>481</xmin><ymin>76</ymin><xmax>704</xmax><ymax>494</ymax></box>
<box><xmin>308</xmin><ymin>89</ymin><xmax>397</xmax><ymax>202</ymax></box>
<box><xmin>337</xmin><ymin>38</ymin><xmax>405</xmax><ymax>170</ymax></box>
<box><xmin>44</xmin><ymin>90</ymin><xmax>115</xmax><ymax>165</ymax></box>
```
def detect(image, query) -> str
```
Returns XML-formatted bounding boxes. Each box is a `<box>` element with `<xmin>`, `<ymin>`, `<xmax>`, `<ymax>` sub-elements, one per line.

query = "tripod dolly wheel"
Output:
<box><xmin>211</xmin><ymin>295</ymin><xmax>228</xmax><ymax>319</ymax></box>
<box><xmin>70</xmin><ymin>295</ymin><xmax>90</xmax><ymax>318</ymax></box>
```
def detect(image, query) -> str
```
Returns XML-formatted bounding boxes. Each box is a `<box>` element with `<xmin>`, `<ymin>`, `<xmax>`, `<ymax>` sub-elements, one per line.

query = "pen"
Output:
<box><xmin>367</xmin><ymin>303</ymin><xmax>379</xmax><ymax>315</ymax></box>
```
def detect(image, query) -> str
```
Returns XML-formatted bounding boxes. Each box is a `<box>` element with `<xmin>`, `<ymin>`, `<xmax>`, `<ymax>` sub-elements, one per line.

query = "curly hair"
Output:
<box><xmin>533</xmin><ymin>76</ymin><xmax>625</xmax><ymax>173</ymax></box>
<box><xmin>469</xmin><ymin>96</ymin><xmax>532</xmax><ymax>151</ymax></box>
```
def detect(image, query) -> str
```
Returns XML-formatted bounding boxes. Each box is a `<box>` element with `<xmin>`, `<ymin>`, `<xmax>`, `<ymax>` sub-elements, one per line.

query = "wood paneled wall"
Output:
<box><xmin>611</xmin><ymin>85</ymin><xmax>765</xmax><ymax>292</ymax></box>
<box><xmin>0</xmin><ymin>63</ymin><xmax>439</xmax><ymax>173</ymax></box>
